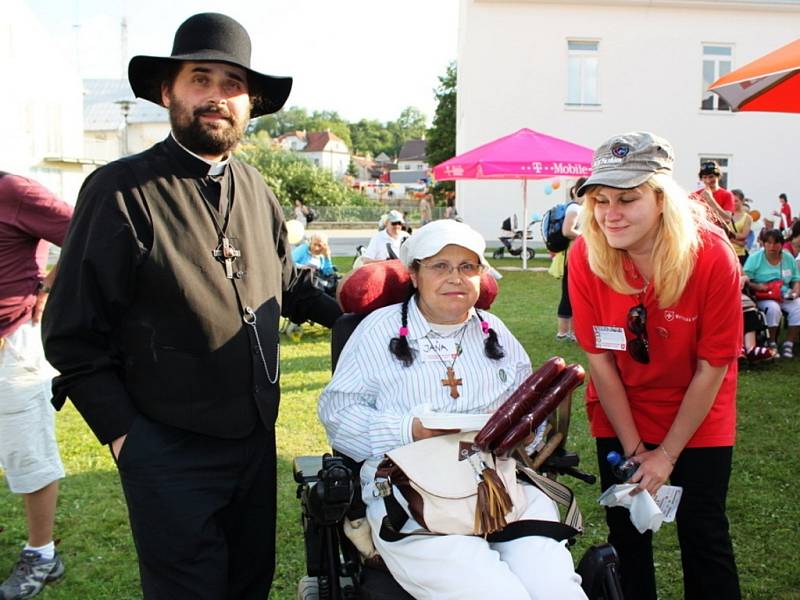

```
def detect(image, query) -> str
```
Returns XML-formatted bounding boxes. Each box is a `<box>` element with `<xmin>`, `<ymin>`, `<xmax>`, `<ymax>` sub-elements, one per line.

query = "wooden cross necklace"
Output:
<box><xmin>425</xmin><ymin>324</ymin><xmax>468</xmax><ymax>399</ymax></box>
<box><xmin>195</xmin><ymin>175</ymin><xmax>241</xmax><ymax>279</ymax></box>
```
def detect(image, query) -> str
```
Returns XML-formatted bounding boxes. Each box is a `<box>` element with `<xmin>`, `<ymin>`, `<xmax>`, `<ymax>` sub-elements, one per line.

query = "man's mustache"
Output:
<box><xmin>193</xmin><ymin>104</ymin><xmax>233</xmax><ymax>122</ymax></box>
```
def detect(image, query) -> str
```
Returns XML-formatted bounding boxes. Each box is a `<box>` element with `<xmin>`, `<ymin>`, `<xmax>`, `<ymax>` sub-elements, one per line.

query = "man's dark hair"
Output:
<box><xmin>779</xmin><ymin>193</ymin><xmax>788</xmax><ymax>202</ymax></box>
<box><xmin>698</xmin><ymin>161</ymin><xmax>721</xmax><ymax>178</ymax></box>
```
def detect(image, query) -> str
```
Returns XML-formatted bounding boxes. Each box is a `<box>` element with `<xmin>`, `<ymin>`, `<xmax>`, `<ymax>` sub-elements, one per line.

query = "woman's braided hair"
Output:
<box><xmin>389</xmin><ymin>294</ymin><xmax>505</xmax><ymax>367</ymax></box>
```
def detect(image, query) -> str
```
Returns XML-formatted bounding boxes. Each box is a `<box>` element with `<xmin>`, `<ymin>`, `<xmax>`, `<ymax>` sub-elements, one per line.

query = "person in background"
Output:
<box><xmin>294</xmin><ymin>198</ymin><xmax>310</xmax><ymax>226</ymax></box>
<box><xmin>0</xmin><ymin>172</ymin><xmax>72</xmax><ymax>600</ymax></box>
<box><xmin>729</xmin><ymin>189</ymin><xmax>753</xmax><ymax>265</ymax></box>
<box><xmin>292</xmin><ymin>231</ymin><xmax>335</xmax><ymax>276</ymax></box>
<box><xmin>743</xmin><ymin>229</ymin><xmax>800</xmax><ymax>359</ymax></box>
<box><xmin>41</xmin><ymin>13</ymin><xmax>339</xmax><ymax>599</ymax></box>
<box><xmin>757</xmin><ymin>216</ymin><xmax>776</xmax><ymax>247</ymax></box>
<box><xmin>362</xmin><ymin>209</ymin><xmax>409</xmax><ymax>263</ymax></box>
<box><xmin>783</xmin><ymin>220</ymin><xmax>800</xmax><ymax>259</ymax></box>
<box><xmin>419</xmin><ymin>194</ymin><xmax>432</xmax><ymax>226</ymax></box>
<box><xmin>692</xmin><ymin>161</ymin><xmax>733</xmax><ymax>226</ymax></box>
<box><xmin>569</xmin><ymin>131</ymin><xmax>742</xmax><ymax>600</ymax></box>
<box><xmin>774</xmin><ymin>193</ymin><xmax>793</xmax><ymax>231</ymax></box>
<box><xmin>556</xmin><ymin>177</ymin><xmax>587</xmax><ymax>341</ymax></box>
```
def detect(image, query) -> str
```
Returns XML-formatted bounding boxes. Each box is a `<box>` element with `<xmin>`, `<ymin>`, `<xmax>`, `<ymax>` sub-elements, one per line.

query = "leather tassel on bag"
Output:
<box><xmin>474</xmin><ymin>464</ymin><xmax>514</xmax><ymax>535</ymax></box>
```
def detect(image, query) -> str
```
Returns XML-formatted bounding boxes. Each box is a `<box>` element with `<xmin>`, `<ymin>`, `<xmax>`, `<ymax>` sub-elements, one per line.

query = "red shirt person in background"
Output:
<box><xmin>568</xmin><ymin>133</ymin><xmax>741</xmax><ymax>600</ymax></box>
<box><xmin>775</xmin><ymin>193</ymin><xmax>793</xmax><ymax>231</ymax></box>
<box><xmin>0</xmin><ymin>171</ymin><xmax>72</xmax><ymax>598</ymax></box>
<box><xmin>692</xmin><ymin>160</ymin><xmax>733</xmax><ymax>227</ymax></box>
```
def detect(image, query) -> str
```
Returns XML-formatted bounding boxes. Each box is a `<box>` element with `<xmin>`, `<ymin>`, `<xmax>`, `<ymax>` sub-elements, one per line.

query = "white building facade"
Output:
<box><xmin>455</xmin><ymin>0</ymin><xmax>800</xmax><ymax>240</ymax></box>
<box><xmin>1</xmin><ymin>2</ymin><xmax>92</xmax><ymax>204</ymax></box>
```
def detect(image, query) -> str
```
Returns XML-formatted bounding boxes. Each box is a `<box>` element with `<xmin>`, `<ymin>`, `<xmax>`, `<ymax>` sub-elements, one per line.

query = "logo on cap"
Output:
<box><xmin>611</xmin><ymin>144</ymin><xmax>630</xmax><ymax>158</ymax></box>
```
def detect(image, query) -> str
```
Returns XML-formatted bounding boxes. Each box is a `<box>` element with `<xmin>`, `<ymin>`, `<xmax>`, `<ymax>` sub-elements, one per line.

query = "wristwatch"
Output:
<box><xmin>37</xmin><ymin>281</ymin><xmax>51</xmax><ymax>293</ymax></box>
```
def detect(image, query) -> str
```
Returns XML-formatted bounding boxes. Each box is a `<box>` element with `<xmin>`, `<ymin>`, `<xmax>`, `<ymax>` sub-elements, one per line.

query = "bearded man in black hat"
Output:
<box><xmin>42</xmin><ymin>13</ymin><xmax>340</xmax><ymax>599</ymax></box>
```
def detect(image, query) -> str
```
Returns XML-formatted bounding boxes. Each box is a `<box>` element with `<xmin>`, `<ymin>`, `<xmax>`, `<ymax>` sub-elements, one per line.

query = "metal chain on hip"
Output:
<box><xmin>243</xmin><ymin>307</ymin><xmax>280</xmax><ymax>384</ymax></box>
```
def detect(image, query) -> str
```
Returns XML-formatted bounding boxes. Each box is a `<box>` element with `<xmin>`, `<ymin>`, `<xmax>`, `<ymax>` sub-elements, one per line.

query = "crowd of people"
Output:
<box><xmin>1</xmin><ymin>9</ymin><xmax>797</xmax><ymax>600</ymax></box>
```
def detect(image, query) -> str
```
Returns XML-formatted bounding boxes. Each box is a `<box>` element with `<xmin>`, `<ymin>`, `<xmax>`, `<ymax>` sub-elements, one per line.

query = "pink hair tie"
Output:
<box><xmin>481</xmin><ymin>320</ymin><xmax>490</xmax><ymax>335</ymax></box>
<box><xmin>399</xmin><ymin>326</ymin><xmax>409</xmax><ymax>337</ymax></box>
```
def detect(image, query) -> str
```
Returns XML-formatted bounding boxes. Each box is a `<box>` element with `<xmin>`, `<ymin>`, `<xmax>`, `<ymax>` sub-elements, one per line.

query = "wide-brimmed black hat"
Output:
<box><xmin>128</xmin><ymin>12</ymin><xmax>292</xmax><ymax>117</ymax></box>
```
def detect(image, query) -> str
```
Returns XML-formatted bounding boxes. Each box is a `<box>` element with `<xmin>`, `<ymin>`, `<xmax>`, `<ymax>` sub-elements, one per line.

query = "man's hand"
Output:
<box><xmin>110</xmin><ymin>435</ymin><xmax>127</xmax><ymax>460</ymax></box>
<box><xmin>31</xmin><ymin>288</ymin><xmax>48</xmax><ymax>324</ymax></box>
<box><xmin>411</xmin><ymin>418</ymin><xmax>459</xmax><ymax>441</ymax></box>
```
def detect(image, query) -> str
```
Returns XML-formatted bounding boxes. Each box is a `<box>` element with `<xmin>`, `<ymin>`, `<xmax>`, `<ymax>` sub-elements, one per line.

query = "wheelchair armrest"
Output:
<box><xmin>293</xmin><ymin>455</ymin><xmax>323</xmax><ymax>484</ymax></box>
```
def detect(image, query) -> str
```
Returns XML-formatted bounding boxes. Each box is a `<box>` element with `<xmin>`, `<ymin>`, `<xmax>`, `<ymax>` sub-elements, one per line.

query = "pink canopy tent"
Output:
<box><xmin>432</xmin><ymin>128</ymin><xmax>593</xmax><ymax>269</ymax></box>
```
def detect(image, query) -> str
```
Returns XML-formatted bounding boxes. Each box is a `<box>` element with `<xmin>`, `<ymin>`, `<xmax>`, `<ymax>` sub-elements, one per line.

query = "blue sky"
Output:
<box><xmin>25</xmin><ymin>0</ymin><xmax>459</xmax><ymax>124</ymax></box>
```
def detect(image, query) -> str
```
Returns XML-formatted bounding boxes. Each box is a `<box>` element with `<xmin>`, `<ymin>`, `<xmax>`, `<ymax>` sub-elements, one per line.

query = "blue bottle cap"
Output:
<box><xmin>606</xmin><ymin>450</ymin><xmax>623</xmax><ymax>466</ymax></box>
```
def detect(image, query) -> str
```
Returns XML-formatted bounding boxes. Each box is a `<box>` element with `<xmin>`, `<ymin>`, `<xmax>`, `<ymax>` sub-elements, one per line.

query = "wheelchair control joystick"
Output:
<box><xmin>307</xmin><ymin>454</ymin><xmax>355</xmax><ymax>526</ymax></box>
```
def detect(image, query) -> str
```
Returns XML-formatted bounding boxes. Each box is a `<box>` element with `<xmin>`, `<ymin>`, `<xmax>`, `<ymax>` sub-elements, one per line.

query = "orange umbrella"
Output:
<box><xmin>709</xmin><ymin>38</ymin><xmax>800</xmax><ymax>112</ymax></box>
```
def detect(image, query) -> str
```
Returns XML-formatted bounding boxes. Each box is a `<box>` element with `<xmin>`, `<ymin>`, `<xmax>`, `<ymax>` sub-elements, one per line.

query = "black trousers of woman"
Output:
<box><xmin>557</xmin><ymin>249</ymin><xmax>572</xmax><ymax>319</ymax></box>
<box><xmin>596</xmin><ymin>438</ymin><xmax>740</xmax><ymax>600</ymax></box>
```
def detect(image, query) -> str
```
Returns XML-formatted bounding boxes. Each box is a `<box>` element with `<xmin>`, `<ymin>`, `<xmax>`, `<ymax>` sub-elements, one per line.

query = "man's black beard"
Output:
<box><xmin>168</xmin><ymin>95</ymin><xmax>249</xmax><ymax>157</ymax></box>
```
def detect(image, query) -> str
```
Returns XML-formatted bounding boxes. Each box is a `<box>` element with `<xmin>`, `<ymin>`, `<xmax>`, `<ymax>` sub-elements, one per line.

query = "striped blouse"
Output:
<box><xmin>317</xmin><ymin>296</ymin><xmax>532</xmax><ymax>498</ymax></box>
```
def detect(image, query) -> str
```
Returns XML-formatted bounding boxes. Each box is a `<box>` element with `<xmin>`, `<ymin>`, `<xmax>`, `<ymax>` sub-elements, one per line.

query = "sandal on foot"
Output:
<box><xmin>746</xmin><ymin>346</ymin><xmax>777</xmax><ymax>363</ymax></box>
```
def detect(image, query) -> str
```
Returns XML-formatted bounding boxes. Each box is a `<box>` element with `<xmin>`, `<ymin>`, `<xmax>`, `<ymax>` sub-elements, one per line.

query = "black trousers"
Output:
<box><xmin>115</xmin><ymin>416</ymin><xmax>277</xmax><ymax>600</ymax></box>
<box><xmin>596</xmin><ymin>438</ymin><xmax>741</xmax><ymax>600</ymax></box>
<box><xmin>557</xmin><ymin>249</ymin><xmax>572</xmax><ymax>319</ymax></box>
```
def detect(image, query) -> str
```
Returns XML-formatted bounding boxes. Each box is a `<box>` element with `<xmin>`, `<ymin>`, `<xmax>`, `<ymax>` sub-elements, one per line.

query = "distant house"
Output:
<box><xmin>397</xmin><ymin>139</ymin><xmax>428</xmax><ymax>171</ymax></box>
<box><xmin>275</xmin><ymin>130</ymin><xmax>351</xmax><ymax>177</ymax></box>
<box><xmin>350</xmin><ymin>155</ymin><xmax>376</xmax><ymax>181</ymax></box>
<box><xmin>83</xmin><ymin>79</ymin><xmax>170</xmax><ymax>162</ymax></box>
<box><xmin>391</xmin><ymin>139</ymin><xmax>428</xmax><ymax>185</ymax></box>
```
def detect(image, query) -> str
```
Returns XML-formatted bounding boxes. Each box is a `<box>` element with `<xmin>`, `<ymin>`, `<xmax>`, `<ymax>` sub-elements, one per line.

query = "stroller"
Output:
<box><xmin>493</xmin><ymin>215</ymin><xmax>541</xmax><ymax>261</ymax></box>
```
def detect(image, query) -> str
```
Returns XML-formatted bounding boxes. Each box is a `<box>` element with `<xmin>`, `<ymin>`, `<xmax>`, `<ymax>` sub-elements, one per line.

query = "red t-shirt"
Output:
<box><xmin>0</xmin><ymin>173</ymin><xmax>73</xmax><ymax>337</ymax></box>
<box><xmin>568</xmin><ymin>230</ymin><xmax>741</xmax><ymax>447</ymax></box>
<box><xmin>694</xmin><ymin>187</ymin><xmax>734</xmax><ymax>214</ymax></box>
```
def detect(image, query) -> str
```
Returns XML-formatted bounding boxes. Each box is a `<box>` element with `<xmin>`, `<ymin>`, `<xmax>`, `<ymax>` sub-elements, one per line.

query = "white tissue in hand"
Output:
<box><xmin>598</xmin><ymin>484</ymin><xmax>683</xmax><ymax>534</ymax></box>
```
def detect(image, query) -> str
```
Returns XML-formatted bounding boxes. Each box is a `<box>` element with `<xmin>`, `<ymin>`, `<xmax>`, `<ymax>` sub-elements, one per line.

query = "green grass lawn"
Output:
<box><xmin>1</xmin><ymin>256</ymin><xmax>799</xmax><ymax>599</ymax></box>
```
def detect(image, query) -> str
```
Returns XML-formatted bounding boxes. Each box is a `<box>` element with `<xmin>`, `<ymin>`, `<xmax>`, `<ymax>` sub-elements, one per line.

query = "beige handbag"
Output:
<box><xmin>374</xmin><ymin>432</ymin><xmax>527</xmax><ymax>536</ymax></box>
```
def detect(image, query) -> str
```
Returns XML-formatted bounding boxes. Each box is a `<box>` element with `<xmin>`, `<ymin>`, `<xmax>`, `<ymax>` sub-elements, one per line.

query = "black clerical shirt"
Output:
<box><xmin>42</xmin><ymin>136</ymin><xmax>329</xmax><ymax>444</ymax></box>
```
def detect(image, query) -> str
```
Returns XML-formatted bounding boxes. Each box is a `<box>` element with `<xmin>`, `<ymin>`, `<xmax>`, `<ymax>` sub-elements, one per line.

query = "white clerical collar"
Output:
<box><xmin>170</xmin><ymin>132</ymin><xmax>230</xmax><ymax>176</ymax></box>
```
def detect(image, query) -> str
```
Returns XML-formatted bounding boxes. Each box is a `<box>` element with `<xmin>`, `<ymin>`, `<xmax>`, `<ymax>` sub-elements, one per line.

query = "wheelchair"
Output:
<box><xmin>293</xmin><ymin>313</ymin><xmax>624</xmax><ymax>600</ymax></box>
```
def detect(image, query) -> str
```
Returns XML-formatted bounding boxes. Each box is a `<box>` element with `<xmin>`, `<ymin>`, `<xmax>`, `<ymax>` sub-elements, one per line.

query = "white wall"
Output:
<box><xmin>1</xmin><ymin>2</ymin><xmax>87</xmax><ymax>203</ymax></box>
<box><xmin>457</xmin><ymin>0</ymin><xmax>800</xmax><ymax>241</ymax></box>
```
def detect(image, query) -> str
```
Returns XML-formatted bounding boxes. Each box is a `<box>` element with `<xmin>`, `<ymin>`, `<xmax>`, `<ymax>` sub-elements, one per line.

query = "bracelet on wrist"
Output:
<box><xmin>659</xmin><ymin>445</ymin><xmax>677</xmax><ymax>465</ymax></box>
<box><xmin>625</xmin><ymin>440</ymin><xmax>643</xmax><ymax>458</ymax></box>
<box><xmin>37</xmin><ymin>281</ymin><xmax>51</xmax><ymax>293</ymax></box>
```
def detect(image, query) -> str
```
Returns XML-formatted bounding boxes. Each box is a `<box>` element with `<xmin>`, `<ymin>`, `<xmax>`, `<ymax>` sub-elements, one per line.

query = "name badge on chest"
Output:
<box><xmin>420</xmin><ymin>338</ymin><xmax>460</xmax><ymax>362</ymax></box>
<box><xmin>593</xmin><ymin>326</ymin><xmax>627</xmax><ymax>351</ymax></box>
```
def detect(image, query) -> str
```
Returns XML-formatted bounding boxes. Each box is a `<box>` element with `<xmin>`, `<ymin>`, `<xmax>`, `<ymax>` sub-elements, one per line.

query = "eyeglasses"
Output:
<box><xmin>390</xmin><ymin>221</ymin><xmax>403</xmax><ymax>226</ymax></box>
<box><xmin>626</xmin><ymin>303</ymin><xmax>650</xmax><ymax>364</ymax></box>
<box><xmin>419</xmin><ymin>260</ymin><xmax>485</xmax><ymax>277</ymax></box>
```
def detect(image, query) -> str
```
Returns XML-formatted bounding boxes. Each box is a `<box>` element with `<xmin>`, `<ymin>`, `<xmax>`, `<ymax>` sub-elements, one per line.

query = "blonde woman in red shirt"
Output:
<box><xmin>568</xmin><ymin>132</ymin><xmax>741</xmax><ymax>600</ymax></box>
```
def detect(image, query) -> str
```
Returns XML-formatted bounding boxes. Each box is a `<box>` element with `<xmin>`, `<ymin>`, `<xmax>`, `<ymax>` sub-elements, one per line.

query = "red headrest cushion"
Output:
<box><xmin>338</xmin><ymin>260</ymin><xmax>499</xmax><ymax>314</ymax></box>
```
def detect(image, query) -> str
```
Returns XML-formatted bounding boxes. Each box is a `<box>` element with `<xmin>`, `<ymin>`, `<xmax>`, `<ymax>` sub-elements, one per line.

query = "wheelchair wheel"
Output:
<box><xmin>492</xmin><ymin>247</ymin><xmax>505</xmax><ymax>259</ymax></box>
<box><xmin>298</xmin><ymin>576</ymin><xmax>319</xmax><ymax>600</ymax></box>
<box><xmin>524</xmin><ymin>247</ymin><xmax>535</xmax><ymax>261</ymax></box>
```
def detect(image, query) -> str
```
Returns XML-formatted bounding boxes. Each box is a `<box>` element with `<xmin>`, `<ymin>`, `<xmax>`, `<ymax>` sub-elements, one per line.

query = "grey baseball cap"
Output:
<box><xmin>576</xmin><ymin>131</ymin><xmax>674</xmax><ymax>197</ymax></box>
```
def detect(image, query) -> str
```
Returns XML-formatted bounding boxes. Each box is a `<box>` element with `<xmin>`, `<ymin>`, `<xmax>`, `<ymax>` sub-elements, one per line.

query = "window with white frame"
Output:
<box><xmin>567</xmin><ymin>40</ymin><xmax>599</xmax><ymax>107</ymax></box>
<box><xmin>699</xmin><ymin>156</ymin><xmax>730</xmax><ymax>189</ymax></box>
<box><xmin>701</xmin><ymin>45</ymin><xmax>732</xmax><ymax>111</ymax></box>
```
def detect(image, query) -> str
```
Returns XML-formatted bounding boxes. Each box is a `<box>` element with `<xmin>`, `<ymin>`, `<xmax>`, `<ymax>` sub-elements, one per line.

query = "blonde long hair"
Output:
<box><xmin>579</xmin><ymin>173</ymin><xmax>708</xmax><ymax>308</ymax></box>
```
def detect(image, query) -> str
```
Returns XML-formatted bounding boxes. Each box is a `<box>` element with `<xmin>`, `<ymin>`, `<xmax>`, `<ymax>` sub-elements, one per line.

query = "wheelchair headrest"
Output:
<box><xmin>338</xmin><ymin>259</ymin><xmax>499</xmax><ymax>314</ymax></box>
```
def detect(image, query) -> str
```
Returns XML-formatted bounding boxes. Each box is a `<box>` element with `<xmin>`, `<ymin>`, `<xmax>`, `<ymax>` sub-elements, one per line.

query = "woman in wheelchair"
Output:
<box><xmin>293</xmin><ymin>232</ymin><xmax>339</xmax><ymax>296</ymax></box>
<box><xmin>318</xmin><ymin>219</ymin><xmax>587</xmax><ymax>599</ymax></box>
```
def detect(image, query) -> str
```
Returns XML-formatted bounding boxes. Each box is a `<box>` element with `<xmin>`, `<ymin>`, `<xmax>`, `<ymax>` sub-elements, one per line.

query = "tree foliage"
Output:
<box><xmin>426</xmin><ymin>61</ymin><xmax>457</xmax><ymax>169</ymax></box>
<box><xmin>237</xmin><ymin>133</ymin><xmax>372</xmax><ymax>207</ymax></box>
<box><xmin>250</xmin><ymin>105</ymin><xmax>429</xmax><ymax>159</ymax></box>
